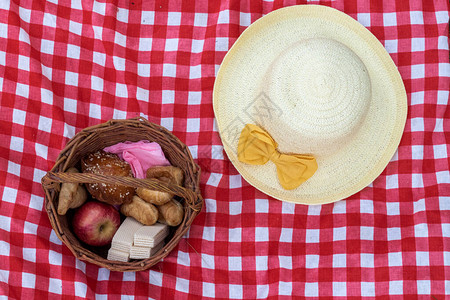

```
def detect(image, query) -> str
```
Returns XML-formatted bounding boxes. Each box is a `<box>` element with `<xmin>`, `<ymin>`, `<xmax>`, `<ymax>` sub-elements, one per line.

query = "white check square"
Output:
<box><xmin>93</xmin><ymin>51</ymin><xmax>106</xmax><ymax>66</ymax></box>
<box><xmin>115</xmin><ymin>83</ymin><xmax>128</xmax><ymax>98</ymax></box>
<box><xmin>49</xmin><ymin>250</ymin><xmax>62</xmax><ymax>266</ymax></box>
<box><xmin>433</xmin><ymin>144</ymin><xmax>447</xmax><ymax>159</ymax></box>
<box><xmin>165</xmin><ymin>39</ymin><xmax>178</xmax><ymax>51</ymax></box>
<box><xmin>139</xmin><ymin>38</ymin><xmax>152</xmax><ymax>51</ymax></box>
<box><xmin>436</xmin><ymin>171</ymin><xmax>450</xmax><ymax>184</ymax></box>
<box><xmin>189</xmin><ymin>65</ymin><xmax>201</xmax><ymax>79</ymax></box>
<box><xmin>279</xmin><ymin>255</ymin><xmax>292</xmax><ymax>269</ymax></box>
<box><xmin>38</xmin><ymin>115</ymin><xmax>52</xmax><ymax>133</ymax></box>
<box><xmin>386</xmin><ymin>174</ymin><xmax>399</xmax><ymax>189</ymax></box>
<box><xmin>383</xmin><ymin>12</ymin><xmax>397</xmax><ymax>26</ymax></box>
<box><xmin>411</xmin><ymin>64</ymin><xmax>425</xmax><ymax>79</ymax></box>
<box><xmin>202</xmin><ymin>226</ymin><xmax>215</xmax><ymax>241</ymax></box>
<box><xmin>206</xmin><ymin>173</ymin><xmax>222</xmax><ymax>188</ymax></box>
<box><xmin>113</xmin><ymin>56</ymin><xmax>125</xmax><ymax>71</ymax></box>
<box><xmin>412</xmin><ymin>173</ymin><xmax>424</xmax><ymax>188</ymax></box>
<box><xmin>229</xmin><ymin>175</ymin><xmax>242</xmax><ymax>189</ymax></box>
<box><xmin>389</xmin><ymin>280</ymin><xmax>403</xmax><ymax>295</ymax></box>
<box><xmin>65</xmin><ymin>71</ymin><xmax>78</xmax><ymax>86</ymax></box>
<box><xmin>229</xmin><ymin>227</ymin><xmax>241</xmax><ymax>242</ymax></box>
<box><xmin>333</xmin><ymin>282</ymin><xmax>346</xmax><ymax>297</ymax></box>
<box><xmin>279</xmin><ymin>228</ymin><xmax>292</xmax><ymax>242</ymax></box>
<box><xmin>19</xmin><ymin>7</ymin><xmax>31</xmax><ymax>23</ymax></box>
<box><xmin>162</xmin><ymin>90</ymin><xmax>174</xmax><ymax>104</ymax></box>
<box><xmin>304</xmin><ymin>282</ymin><xmax>318</xmax><ymax>297</ymax></box>
<box><xmin>74</xmin><ymin>282</ymin><xmax>87</xmax><ymax>297</ymax></box>
<box><xmin>138</xmin><ymin>63</ymin><xmax>150</xmax><ymax>77</ymax></box>
<box><xmin>167</xmin><ymin>12</ymin><xmax>181</xmax><ymax>26</ymax></box>
<box><xmin>23</xmin><ymin>248</ymin><xmax>36</xmax><ymax>263</ymax></box>
<box><xmin>414</xmin><ymin>223</ymin><xmax>428</xmax><ymax>237</ymax></box>
<box><xmin>361</xmin><ymin>253</ymin><xmax>374</xmax><ymax>267</ymax></box>
<box><xmin>22</xmin><ymin>272</ymin><xmax>35</xmax><ymax>289</ymax></box>
<box><xmin>360</xmin><ymin>227</ymin><xmax>374</xmax><ymax>240</ymax></box>
<box><xmin>416</xmin><ymin>251</ymin><xmax>429</xmax><ymax>266</ymax></box>
<box><xmin>136</xmin><ymin>87</ymin><xmax>149</xmax><ymax>101</ymax></box>
<box><xmin>160</xmin><ymin>118</ymin><xmax>173</xmax><ymax>131</ymax></box>
<box><xmin>333</xmin><ymin>254</ymin><xmax>346</xmax><ymax>268</ymax></box>
<box><xmin>16</xmin><ymin>83</ymin><xmax>29</xmax><ymax>98</ymax></box>
<box><xmin>229</xmin><ymin>285</ymin><xmax>243</xmax><ymax>299</ymax></box>
<box><xmin>186</xmin><ymin>118</ymin><xmax>200</xmax><ymax>132</ymax></box>
<box><xmin>116</xmin><ymin>8</ymin><xmax>128</xmax><ymax>23</ymax></box>
<box><xmin>305</xmin><ymin>255</ymin><xmax>319</xmax><ymax>268</ymax></box>
<box><xmin>257</xmin><ymin>284</ymin><xmax>269</xmax><ymax>299</ymax></box>
<box><xmin>141</xmin><ymin>11</ymin><xmax>155</xmax><ymax>24</ymax></box>
<box><xmin>18</xmin><ymin>55</ymin><xmax>30</xmax><ymax>71</ymax></box>
<box><xmin>114</xmin><ymin>32</ymin><xmax>126</xmax><ymax>47</ymax></box>
<box><xmin>388</xmin><ymin>252</ymin><xmax>402</xmax><ymax>266</ymax></box>
<box><xmin>361</xmin><ymin>282</ymin><xmax>375</xmax><ymax>297</ymax></box>
<box><xmin>0</xmin><ymin>215</ymin><xmax>11</xmax><ymax>231</ymax></box>
<box><xmin>194</xmin><ymin>13</ymin><xmax>208</xmax><ymax>27</ymax></box>
<box><xmin>255</xmin><ymin>198</ymin><xmax>269</xmax><ymax>213</ymax></box>
<box><xmin>7</xmin><ymin>161</ymin><xmax>20</xmax><ymax>177</ymax></box>
<box><xmin>163</xmin><ymin>64</ymin><xmax>176</xmax><ymax>77</ymax></box>
<box><xmin>188</xmin><ymin>91</ymin><xmax>202</xmax><ymax>104</ymax></box>
<box><xmin>49</xmin><ymin>278</ymin><xmax>62</xmax><ymax>294</ymax></box>
<box><xmin>191</xmin><ymin>39</ymin><xmax>204</xmax><ymax>53</ymax></box>
<box><xmin>437</xmin><ymin>90</ymin><xmax>449</xmax><ymax>105</ymax></box>
<box><xmin>10</xmin><ymin>136</ymin><xmax>24</xmax><ymax>152</ymax></box>
<box><xmin>384</xmin><ymin>40</ymin><xmax>398</xmax><ymax>53</ymax></box>
<box><xmin>411</xmin><ymin>145</ymin><xmax>423</xmax><ymax>159</ymax></box>
<box><xmin>218</xmin><ymin>10</ymin><xmax>229</xmax><ymax>24</ymax></box>
<box><xmin>202</xmin><ymin>282</ymin><xmax>215</xmax><ymax>298</ymax></box>
<box><xmin>417</xmin><ymin>280</ymin><xmax>430</xmax><ymax>295</ymax></box>
<box><xmin>410</xmin><ymin>11</ymin><xmax>423</xmax><ymax>24</ymax></box>
<box><xmin>411</xmin><ymin>37</ymin><xmax>425</xmax><ymax>51</ymax></box>
<box><xmin>255</xmin><ymin>227</ymin><xmax>268</xmax><ymax>242</ymax></box>
<box><xmin>240</xmin><ymin>12</ymin><xmax>251</xmax><ymax>26</ymax></box>
<box><xmin>175</xmin><ymin>277</ymin><xmax>189</xmax><ymax>293</ymax></box>
<box><xmin>357</xmin><ymin>13</ymin><xmax>371</xmax><ymax>27</ymax></box>
<box><xmin>201</xmin><ymin>253</ymin><xmax>214</xmax><ymax>269</ymax></box>
<box><xmin>215</xmin><ymin>37</ymin><xmax>229</xmax><ymax>51</ymax></box>
<box><xmin>306</xmin><ymin>229</ymin><xmax>320</xmax><ymax>243</ymax></box>
<box><xmin>228</xmin><ymin>256</ymin><xmax>242</xmax><ymax>271</ymax></box>
<box><xmin>69</xmin><ymin>20</ymin><xmax>82</xmax><ymax>35</ymax></box>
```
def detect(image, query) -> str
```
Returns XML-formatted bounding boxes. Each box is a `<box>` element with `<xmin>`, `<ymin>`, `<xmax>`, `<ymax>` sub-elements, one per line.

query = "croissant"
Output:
<box><xmin>136</xmin><ymin>166</ymin><xmax>184</xmax><ymax>205</ymax></box>
<box><xmin>120</xmin><ymin>195</ymin><xmax>158</xmax><ymax>226</ymax></box>
<box><xmin>157</xmin><ymin>199</ymin><xmax>184</xmax><ymax>226</ymax></box>
<box><xmin>57</xmin><ymin>167</ymin><xmax>87</xmax><ymax>215</ymax></box>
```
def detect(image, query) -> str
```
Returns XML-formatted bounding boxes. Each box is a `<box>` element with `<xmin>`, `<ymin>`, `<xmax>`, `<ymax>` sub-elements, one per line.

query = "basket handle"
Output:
<box><xmin>42</xmin><ymin>172</ymin><xmax>202</xmax><ymax>210</ymax></box>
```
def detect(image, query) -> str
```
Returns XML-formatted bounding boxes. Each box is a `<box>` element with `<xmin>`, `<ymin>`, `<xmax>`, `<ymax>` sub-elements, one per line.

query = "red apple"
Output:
<box><xmin>72</xmin><ymin>201</ymin><xmax>120</xmax><ymax>246</ymax></box>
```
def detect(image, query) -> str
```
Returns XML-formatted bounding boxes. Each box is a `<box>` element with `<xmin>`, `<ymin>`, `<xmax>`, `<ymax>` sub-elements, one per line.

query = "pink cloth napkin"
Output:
<box><xmin>104</xmin><ymin>140</ymin><xmax>170</xmax><ymax>179</ymax></box>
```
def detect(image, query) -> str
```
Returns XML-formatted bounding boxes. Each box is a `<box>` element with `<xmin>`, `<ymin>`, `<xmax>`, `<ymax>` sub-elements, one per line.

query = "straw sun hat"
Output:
<box><xmin>213</xmin><ymin>5</ymin><xmax>407</xmax><ymax>204</ymax></box>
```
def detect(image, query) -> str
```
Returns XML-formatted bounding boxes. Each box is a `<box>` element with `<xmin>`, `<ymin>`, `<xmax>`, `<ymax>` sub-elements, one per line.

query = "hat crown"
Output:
<box><xmin>259</xmin><ymin>38</ymin><xmax>371</xmax><ymax>157</ymax></box>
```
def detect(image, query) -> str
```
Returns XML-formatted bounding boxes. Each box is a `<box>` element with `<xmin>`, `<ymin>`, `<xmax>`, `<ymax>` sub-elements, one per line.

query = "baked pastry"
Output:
<box><xmin>81</xmin><ymin>150</ymin><xmax>135</xmax><ymax>205</ymax></box>
<box><xmin>157</xmin><ymin>199</ymin><xmax>184</xmax><ymax>226</ymax></box>
<box><xmin>120</xmin><ymin>195</ymin><xmax>159</xmax><ymax>226</ymax></box>
<box><xmin>57</xmin><ymin>167</ymin><xmax>87</xmax><ymax>215</ymax></box>
<box><xmin>136</xmin><ymin>166</ymin><xmax>184</xmax><ymax>205</ymax></box>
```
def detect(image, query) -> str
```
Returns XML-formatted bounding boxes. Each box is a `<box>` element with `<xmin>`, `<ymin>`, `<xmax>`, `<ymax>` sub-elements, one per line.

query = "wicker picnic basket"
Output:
<box><xmin>41</xmin><ymin>117</ymin><xmax>203</xmax><ymax>272</ymax></box>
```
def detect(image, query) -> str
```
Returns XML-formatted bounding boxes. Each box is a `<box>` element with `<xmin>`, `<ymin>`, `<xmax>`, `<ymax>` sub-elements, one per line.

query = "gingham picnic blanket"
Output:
<box><xmin>0</xmin><ymin>0</ymin><xmax>449</xmax><ymax>298</ymax></box>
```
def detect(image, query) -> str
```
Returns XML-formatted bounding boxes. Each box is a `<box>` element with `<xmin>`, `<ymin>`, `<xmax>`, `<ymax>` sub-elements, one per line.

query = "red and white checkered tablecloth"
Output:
<box><xmin>0</xmin><ymin>0</ymin><xmax>449</xmax><ymax>298</ymax></box>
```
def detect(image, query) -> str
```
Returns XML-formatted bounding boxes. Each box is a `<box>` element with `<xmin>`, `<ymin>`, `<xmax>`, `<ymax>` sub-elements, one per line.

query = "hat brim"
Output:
<box><xmin>213</xmin><ymin>5</ymin><xmax>407</xmax><ymax>204</ymax></box>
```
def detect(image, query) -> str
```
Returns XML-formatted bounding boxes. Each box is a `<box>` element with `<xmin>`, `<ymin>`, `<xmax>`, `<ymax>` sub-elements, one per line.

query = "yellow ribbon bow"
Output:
<box><xmin>237</xmin><ymin>124</ymin><xmax>318</xmax><ymax>190</ymax></box>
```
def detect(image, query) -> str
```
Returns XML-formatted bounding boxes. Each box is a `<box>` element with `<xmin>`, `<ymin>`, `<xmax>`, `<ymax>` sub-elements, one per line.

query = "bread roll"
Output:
<box><xmin>81</xmin><ymin>150</ymin><xmax>135</xmax><ymax>205</ymax></box>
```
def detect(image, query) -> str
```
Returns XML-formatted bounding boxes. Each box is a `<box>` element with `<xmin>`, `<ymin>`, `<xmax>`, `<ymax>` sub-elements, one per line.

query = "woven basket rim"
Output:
<box><xmin>41</xmin><ymin>117</ymin><xmax>203</xmax><ymax>272</ymax></box>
